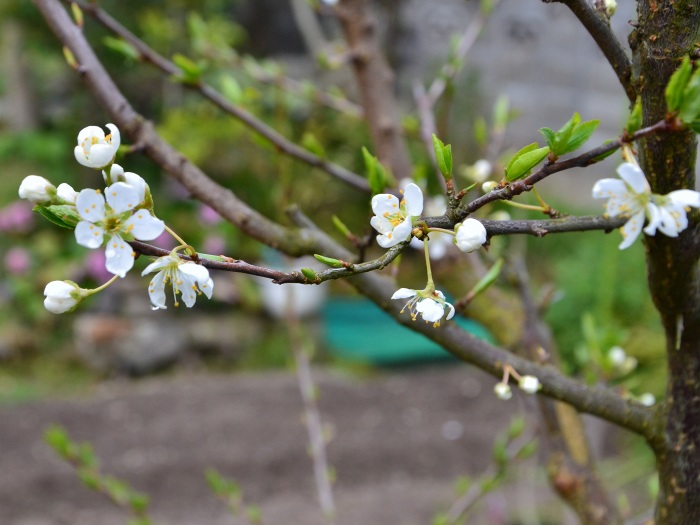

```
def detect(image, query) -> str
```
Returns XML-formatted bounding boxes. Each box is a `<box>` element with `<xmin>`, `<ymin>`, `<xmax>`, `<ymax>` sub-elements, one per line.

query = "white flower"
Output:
<box><xmin>141</xmin><ymin>252</ymin><xmax>214</xmax><ymax>309</ymax></box>
<box><xmin>454</xmin><ymin>218</ymin><xmax>487</xmax><ymax>253</ymax></box>
<box><xmin>43</xmin><ymin>280</ymin><xmax>84</xmax><ymax>314</ymax></box>
<box><xmin>370</xmin><ymin>183</ymin><xmax>423</xmax><ymax>248</ymax></box>
<box><xmin>603</xmin><ymin>0</ymin><xmax>617</xmax><ymax>16</ymax></box>
<box><xmin>74</xmin><ymin>123</ymin><xmax>121</xmax><ymax>169</ymax></box>
<box><xmin>607</xmin><ymin>346</ymin><xmax>627</xmax><ymax>367</ymax></box>
<box><xmin>18</xmin><ymin>175</ymin><xmax>56</xmax><ymax>204</ymax></box>
<box><xmin>56</xmin><ymin>183</ymin><xmax>79</xmax><ymax>205</ymax></box>
<box><xmin>391</xmin><ymin>287</ymin><xmax>455</xmax><ymax>326</ymax></box>
<box><xmin>482</xmin><ymin>181</ymin><xmax>497</xmax><ymax>193</ymax></box>
<box><xmin>74</xmin><ymin>183</ymin><xmax>165</xmax><ymax>277</ymax></box>
<box><xmin>410</xmin><ymin>195</ymin><xmax>452</xmax><ymax>259</ymax></box>
<box><xmin>518</xmin><ymin>375</ymin><xmax>540</xmax><ymax>394</ymax></box>
<box><xmin>639</xmin><ymin>393</ymin><xmax>656</xmax><ymax>407</ymax></box>
<box><xmin>593</xmin><ymin>162</ymin><xmax>700</xmax><ymax>249</ymax></box>
<box><xmin>103</xmin><ymin>164</ymin><xmax>147</xmax><ymax>204</ymax></box>
<box><xmin>494</xmin><ymin>383</ymin><xmax>512</xmax><ymax>400</ymax></box>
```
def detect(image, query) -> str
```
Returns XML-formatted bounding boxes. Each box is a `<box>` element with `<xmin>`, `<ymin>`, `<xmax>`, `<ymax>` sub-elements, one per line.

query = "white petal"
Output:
<box><xmin>370</xmin><ymin>215</ymin><xmax>394</xmax><ymax>235</ymax></box>
<box><xmin>377</xmin><ymin>233</ymin><xmax>401</xmax><ymax>248</ymax></box>
<box><xmin>444</xmin><ymin>301</ymin><xmax>455</xmax><ymax>320</ymax></box>
<box><xmin>592</xmin><ymin>178</ymin><xmax>627</xmax><ymax>199</ymax></box>
<box><xmin>83</xmin><ymin>145</ymin><xmax>116</xmax><ymax>169</ymax></box>
<box><xmin>656</xmin><ymin>205</ymin><xmax>682</xmax><ymax>237</ymax></box>
<box><xmin>123</xmin><ymin>172</ymin><xmax>147</xmax><ymax>203</ymax></box>
<box><xmin>104</xmin><ymin>164</ymin><xmax>125</xmax><ymax>185</ymax></box>
<box><xmin>619</xmin><ymin>210</ymin><xmax>645</xmax><ymax>250</ymax></box>
<box><xmin>403</xmin><ymin>183</ymin><xmax>424</xmax><ymax>217</ymax></box>
<box><xmin>391</xmin><ymin>288</ymin><xmax>417</xmax><ymax>300</ymax></box>
<box><xmin>667</xmin><ymin>189</ymin><xmax>700</xmax><ymax>208</ymax></box>
<box><xmin>142</xmin><ymin>254</ymin><xmax>178</xmax><ymax>276</ymax></box>
<box><xmin>416</xmin><ymin>298</ymin><xmax>444</xmax><ymax>323</ymax></box>
<box><xmin>56</xmin><ymin>183</ymin><xmax>78</xmax><ymax>204</ymax></box>
<box><xmin>148</xmin><ymin>270</ymin><xmax>168</xmax><ymax>309</ymax></box>
<box><xmin>371</xmin><ymin>193</ymin><xmax>401</xmax><ymax>215</ymax></box>
<box><xmin>390</xmin><ymin>217</ymin><xmax>413</xmax><ymax>242</ymax></box>
<box><xmin>75</xmin><ymin>221</ymin><xmax>105</xmax><ymax>248</ymax></box>
<box><xmin>124</xmin><ymin>211</ymin><xmax>165</xmax><ymax>241</ymax></box>
<box><xmin>176</xmin><ymin>268</ymin><xmax>200</xmax><ymax>308</ymax></box>
<box><xmin>617</xmin><ymin>163</ymin><xmax>650</xmax><ymax>195</ymax></box>
<box><xmin>105</xmin><ymin>182</ymin><xmax>140</xmax><ymax>214</ymax></box>
<box><xmin>643</xmin><ymin>203</ymin><xmax>662</xmax><ymax>236</ymax></box>
<box><xmin>104</xmin><ymin>234</ymin><xmax>134</xmax><ymax>277</ymax></box>
<box><xmin>105</xmin><ymin>123</ymin><xmax>121</xmax><ymax>151</ymax></box>
<box><xmin>76</xmin><ymin>189</ymin><xmax>106</xmax><ymax>222</ymax></box>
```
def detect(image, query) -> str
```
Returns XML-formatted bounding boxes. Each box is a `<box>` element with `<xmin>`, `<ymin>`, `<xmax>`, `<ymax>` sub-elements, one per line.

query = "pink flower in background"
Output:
<box><xmin>202</xmin><ymin>235</ymin><xmax>226</xmax><ymax>255</ymax></box>
<box><xmin>83</xmin><ymin>250</ymin><xmax>112</xmax><ymax>282</ymax></box>
<box><xmin>0</xmin><ymin>202</ymin><xmax>35</xmax><ymax>234</ymax></box>
<box><xmin>151</xmin><ymin>230</ymin><xmax>177</xmax><ymax>250</ymax></box>
<box><xmin>5</xmin><ymin>247</ymin><xmax>31</xmax><ymax>275</ymax></box>
<box><xmin>199</xmin><ymin>205</ymin><xmax>222</xmax><ymax>225</ymax></box>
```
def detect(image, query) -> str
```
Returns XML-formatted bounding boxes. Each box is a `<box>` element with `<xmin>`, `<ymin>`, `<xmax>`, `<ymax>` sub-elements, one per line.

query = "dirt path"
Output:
<box><xmin>0</xmin><ymin>365</ymin><xmax>562</xmax><ymax>525</ymax></box>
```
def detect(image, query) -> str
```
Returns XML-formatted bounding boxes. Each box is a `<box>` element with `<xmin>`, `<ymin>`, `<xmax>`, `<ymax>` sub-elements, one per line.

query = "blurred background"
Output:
<box><xmin>0</xmin><ymin>1</ymin><xmax>665</xmax><ymax>523</ymax></box>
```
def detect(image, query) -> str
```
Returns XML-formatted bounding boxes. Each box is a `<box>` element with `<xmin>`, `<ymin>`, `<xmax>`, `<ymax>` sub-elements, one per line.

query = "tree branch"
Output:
<box><xmin>336</xmin><ymin>0</ymin><xmax>412</xmax><ymax>181</ymax></box>
<box><xmin>544</xmin><ymin>0</ymin><xmax>636</xmax><ymax>103</ymax></box>
<box><xmin>70</xmin><ymin>0</ymin><xmax>370</xmax><ymax>193</ymax></box>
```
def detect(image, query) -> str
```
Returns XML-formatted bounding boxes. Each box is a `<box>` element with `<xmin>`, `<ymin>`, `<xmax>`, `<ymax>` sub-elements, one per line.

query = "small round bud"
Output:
<box><xmin>454</xmin><ymin>218</ymin><xmax>487</xmax><ymax>253</ymax></box>
<box><xmin>639</xmin><ymin>393</ymin><xmax>656</xmax><ymax>407</ymax></box>
<box><xmin>482</xmin><ymin>181</ymin><xmax>498</xmax><ymax>193</ymax></box>
<box><xmin>43</xmin><ymin>280</ymin><xmax>85</xmax><ymax>314</ymax></box>
<box><xmin>494</xmin><ymin>382</ymin><xmax>512</xmax><ymax>400</ymax></box>
<box><xmin>518</xmin><ymin>375</ymin><xmax>540</xmax><ymax>394</ymax></box>
<box><xmin>56</xmin><ymin>183</ymin><xmax>79</xmax><ymax>205</ymax></box>
<box><xmin>607</xmin><ymin>346</ymin><xmax>626</xmax><ymax>367</ymax></box>
<box><xmin>19</xmin><ymin>175</ymin><xmax>56</xmax><ymax>204</ymax></box>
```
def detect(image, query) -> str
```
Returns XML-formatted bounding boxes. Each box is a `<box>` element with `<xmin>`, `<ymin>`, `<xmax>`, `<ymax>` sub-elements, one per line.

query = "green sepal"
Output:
<box><xmin>314</xmin><ymin>254</ymin><xmax>345</xmax><ymax>268</ymax></box>
<box><xmin>665</xmin><ymin>56</ymin><xmax>692</xmax><ymax>112</ymax></box>
<box><xmin>626</xmin><ymin>97</ymin><xmax>643</xmax><ymax>134</ymax></box>
<box><xmin>431</xmin><ymin>134</ymin><xmax>453</xmax><ymax>181</ymax></box>
<box><xmin>301</xmin><ymin>268</ymin><xmax>317</xmax><ymax>281</ymax></box>
<box><xmin>34</xmin><ymin>204</ymin><xmax>80</xmax><ymax>229</ymax></box>
<box><xmin>505</xmin><ymin>144</ymin><xmax>549</xmax><ymax>182</ymax></box>
<box><xmin>362</xmin><ymin>147</ymin><xmax>387</xmax><ymax>195</ymax></box>
<box><xmin>103</xmin><ymin>37</ymin><xmax>140</xmax><ymax>62</ymax></box>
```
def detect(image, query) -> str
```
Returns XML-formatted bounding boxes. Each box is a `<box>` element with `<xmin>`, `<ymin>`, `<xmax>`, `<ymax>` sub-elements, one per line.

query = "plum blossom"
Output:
<box><xmin>18</xmin><ymin>175</ymin><xmax>55</xmax><ymax>204</ymax></box>
<box><xmin>43</xmin><ymin>280</ymin><xmax>86</xmax><ymax>314</ymax></box>
<box><xmin>74</xmin><ymin>183</ymin><xmax>165</xmax><ymax>277</ymax></box>
<box><xmin>494</xmin><ymin>383</ymin><xmax>512</xmax><ymax>400</ymax></box>
<box><xmin>454</xmin><ymin>218</ymin><xmax>487</xmax><ymax>253</ymax></box>
<box><xmin>593</xmin><ymin>162</ymin><xmax>700</xmax><ymax>249</ymax></box>
<box><xmin>370</xmin><ymin>183</ymin><xmax>423</xmax><ymax>248</ymax></box>
<box><xmin>103</xmin><ymin>164</ymin><xmax>147</xmax><ymax>204</ymax></box>
<box><xmin>141</xmin><ymin>252</ymin><xmax>214</xmax><ymax>309</ymax></box>
<box><xmin>74</xmin><ymin>124</ymin><xmax>120</xmax><ymax>169</ymax></box>
<box><xmin>56</xmin><ymin>183</ymin><xmax>79</xmax><ymax>205</ymax></box>
<box><xmin>391</xmin><ymin>287</ymin><xmax>454</xmax><ymax>326</ymax></box>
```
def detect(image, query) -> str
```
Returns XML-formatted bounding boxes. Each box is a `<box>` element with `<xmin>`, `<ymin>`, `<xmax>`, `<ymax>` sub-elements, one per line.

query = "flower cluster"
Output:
<box><xmin>593</xmin><ymin>162</ymin><xmax>700</xmax><ymax>249</ymax></box>
<box><xmin>19</xmin><ymin>124</ymin><xmax>214</xmax><ymax>313</ymax></box>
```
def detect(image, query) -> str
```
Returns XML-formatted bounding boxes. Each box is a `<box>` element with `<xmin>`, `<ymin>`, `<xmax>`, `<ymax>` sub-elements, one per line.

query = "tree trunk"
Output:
<box><xmin>633</xmin><ymin>2</ymin><xmax>700</xmax><ymax>523</ymax></box>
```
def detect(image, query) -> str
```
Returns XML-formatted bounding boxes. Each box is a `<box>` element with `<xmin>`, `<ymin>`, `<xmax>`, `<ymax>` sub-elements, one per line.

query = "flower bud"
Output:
<box><xmin>639</xmin><ymin>393</ymin><xmax>656</xmax><ymax>407</ymax></box>
<box><xmin>518</xmin><ymin>375</ymin><xmax>540</xmax><ymax>394</ymax></box>
<box><xmin>43</xmin><ymin>280</ymin><xmax>85</xmax><ymax>314</ymax></box>
<box><xmin>56</xmin><ymin>183</ymin><xmax>79</xmax><ymax>205</ymax></box>
<box><xmin>18</xmin><ymin>175</ymin><xmax>56</xmax><ymax>204</ymax></box>
<box><xmin>494</xmin><ymin>382</ymin><xmax>512</xmax><ymax>400</ymax></box>
<box><xmin>74</xmin><ymin>123</ymin><xmax>120</xmax><ymax>169</ymax></box>
<box><xmin>472</xmin><ymin>159</ymin><xmax>492</xmax><ymax>182</ymax></box>
<box><xmin>482</xmin><ymin>181</ymin><xmax>498</xmax><ymax>193</ymax></box>
<box><xmin>607</xmin><ymin>346</ymin><xmax>626</xmax><ymax>367</ymax></box>
<box><xmin>454</xmin><ymin>218</ymin><xmax>487</xmax><ymax>253</ymax></box>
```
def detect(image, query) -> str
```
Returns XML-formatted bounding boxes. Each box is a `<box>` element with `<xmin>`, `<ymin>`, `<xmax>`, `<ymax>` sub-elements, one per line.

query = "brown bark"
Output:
<box><xmin>632</xmin><ymin>2</ymin><xmax>700</xmax><ymax>523</ymax></box>
<box><xmin>336</xmin><ymin>0</ymin><xmax>412</xmax><ymax>182</ymax></box>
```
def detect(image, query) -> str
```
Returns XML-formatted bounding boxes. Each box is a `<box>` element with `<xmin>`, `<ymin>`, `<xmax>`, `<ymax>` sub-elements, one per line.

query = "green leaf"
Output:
<box><xmin>301</xmin><ymin>268</ymin><xmax>317</xmax><ymax>281</ymax></box>
<box><xmin>331</xmin><ymin>215</ymin><xmax>353</xmax><ymax>239</ymax></box>
<box><xmin>538</xmin><ymin>127</ymin><xmax>556</xmax><ymax>150</ymax></box>
<box><xmin>467</xmin><ymin>258</ymin><xmax>503</xmax><ymax>299</ymax></box>
<box><xmin>515</xmin><ymin>440</ymin><xmax>538</xmax><ymax>461</ymax></box>
<box><xmin>431</xmin><ymin>134</ymin><xmax>452</xmax><ymax>180</ymax></box>
<box><xmin>172</xmin><ymin>53</ymin><xmax>205</xmax><ymax>84</ymax></box>
<box><xmin>314</xmin><ymin>254</ymin><xmax>346</xmax><ymax>268</ymax></box>
<box><xmin>562</xmin><ymin>119</ymin><xmax>599</xmax><ymax>154</ymax></box>
<box><xmin>665</xmin><ymin>56</ymin><xmax>692</xmax><ymax>112</ymax></box>
<box><xmin>473</xmin><ymin>116</ymin><xmax>488</xmax><ymax>148</ymax></box>
<box><xmin>491</xmin><ymin>436</ymin><xmax>508</xmax><ymax>467</ymax></box>
<box><xmin>505</xmin><ymin>143</ymin><xmax>550</xmax><ymax>182</ymax></box>
<box><xmin>220</xmin><ymin>75</ymin><xmax>243</xmax><ymax>104</ymax></box>
<box><xmin>591</xmin><ymin>140</ymin><xmax>617</xmax><ymax>162</ymax></box>
<box><xmin>552</xmin><ymin>112</ymin><xmax>580</xmax><ymax>153</ymax></box>
<box><xmin>679</xmin><ymin>67</ymin><xmax>700</xmax><ymax>123</ymax></box>
<box><xmin>362</xmin><ymin>147</ymin><xmax>387</xmax><ymax>194</ymax></box>
<box><xmin>301</xmin><ymin>132</ymin><xmax>326</xmax><ymax>158</ymax></box>
<box><xmin>78</xmin><ymin>469</ymin><xmax>100</xmax><ymax>491</ymax></box>
<box><xmin>34</xmin><ymin>205</ymin><xmax>80</xmax><ymax>229</ymax></box>
<box><xmin>493</xmin><ymin>95</ymin><xmax>509</xmax><ymax>131</ymax></box>
<box><xmin>44</xmin><ymin>425</ymin><xmax>71</xmax><ymax>458</ymax></box>
<box><xmin>129</xmin><ymin>493</ymin><xmax>150</xmax><ymax>513</ymax></box>
<box><xmin>103</xmin><ymin>37</ymin><xmax>139</xmax><ymax>62</ymax></box>
<box><xmin>626</xmin><ymin>97</ymin><xmax>643</xmax><ymax>134</ymax></box>
<box><xmin>507</xmin><ymin>415</ymin><xmax>525</xmax><ymax>440</ymax></box>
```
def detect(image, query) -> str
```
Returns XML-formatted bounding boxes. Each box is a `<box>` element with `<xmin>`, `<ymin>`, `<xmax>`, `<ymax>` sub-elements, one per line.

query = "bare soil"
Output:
<box><xmin>0</xmin><ymin>365</ymin><xmax>564</xmax><ymax>525</ymax></box>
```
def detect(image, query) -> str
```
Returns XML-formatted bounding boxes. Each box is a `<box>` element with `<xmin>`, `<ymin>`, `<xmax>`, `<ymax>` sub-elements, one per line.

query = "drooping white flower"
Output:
<box><xmin>593</xmin><ymin>163</ymin><xmax>700</xmax><ymax>249</ymax></box>
<box><xmin>391</xmin><ymin>287</ymin><xmax>455</xmax><ymax>326</ymax></box>
<box><xmin>518</xmin><ymin>375</ymin><xmax>540</xmax><ymax>394</ymax></box>
<box><xmin>43</xmin><ymin>280</ymin><xmax>85</xmax><ymax>314</ymax></box>
<box><xmin>56</xmin><ymin>183</ymin><xmax>79</xmax><ymax>205</ymax></box>
<box><xmin>18</xmin><ymin>175</ymin><xmax>56</xmax><ymax>204</ymax></box>
<box><xmin>494</xmin><ymin>382</ymin><xmax>512</xmax><ymax>400</ymax></box>
<box><xmin>370</xmin><ymin>183</ymin><xmax>423</xmax><ymax>248</ymax></box>
<box><xmin>454</xmin><ymin>218</ymin><xmax>487</xmax><ymax>253</ymax></box>
<box><xmin>74</xmin><ymin>123</ymin><xmax>121</xmax><ymax>169</ymax></box>
<box><xmin>141</xmin><ymin>252</ymin><xmax>214</xmax><ymax>309</ymax></box>
<box><xmin>103</xmin><ymin>164</ymin><xmax>147</xmax><ymax>204</ymax></box>
<box><xmin>74</xmin><ymin>183</ymin><xmax>165</xmax><ymax>277</ymax></box>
